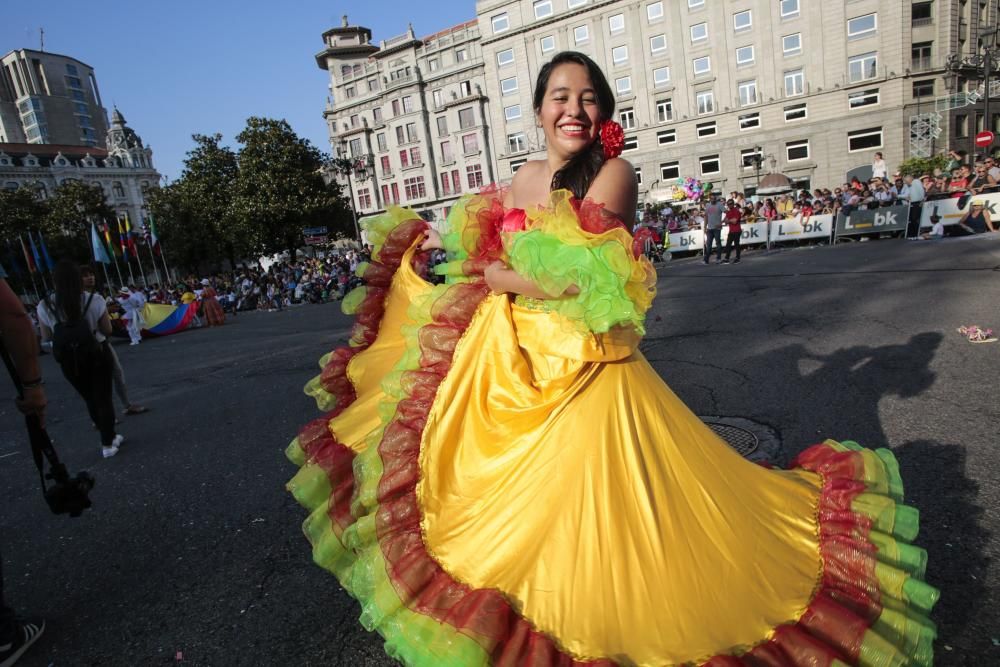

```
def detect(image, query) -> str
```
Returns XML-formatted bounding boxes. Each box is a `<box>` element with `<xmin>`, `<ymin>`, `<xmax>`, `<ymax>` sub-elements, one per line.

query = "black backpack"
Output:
<box><xmin>46</xmin><ymin>293</ymin><xmax>101</xmax><ymax>370</ymax></box>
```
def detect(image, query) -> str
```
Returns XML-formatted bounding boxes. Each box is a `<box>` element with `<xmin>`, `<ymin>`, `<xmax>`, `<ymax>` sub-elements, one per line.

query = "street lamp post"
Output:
<box><xmin>330</xmin><ymin>144</ymin><xmax>373</xmax><ymax>242</ymax></box>
<box><xmin>946</xmin><ymin>25</ymin><xmax>1000</xmax><ymax>159</ymax></box>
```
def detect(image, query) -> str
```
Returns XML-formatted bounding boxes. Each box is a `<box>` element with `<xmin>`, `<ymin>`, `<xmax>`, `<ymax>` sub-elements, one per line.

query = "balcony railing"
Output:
<box><xmin>911</xmin><ymin>17</ymin><xmax>933</xmax><ymax>28</ymax></box>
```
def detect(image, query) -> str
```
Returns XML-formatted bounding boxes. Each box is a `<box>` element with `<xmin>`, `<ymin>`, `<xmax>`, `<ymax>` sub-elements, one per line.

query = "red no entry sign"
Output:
<box><xmin>975</xmin><ymin>130</ymin><xmax>995</xmax><ymax>147</ymax></box>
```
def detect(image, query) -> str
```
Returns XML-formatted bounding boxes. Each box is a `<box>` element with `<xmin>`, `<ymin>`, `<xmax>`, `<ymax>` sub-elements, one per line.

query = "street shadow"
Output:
<box><xmin>746</xmin><ymin>332</ymin><xmax>990</xmax><ymax>658</ymax></box>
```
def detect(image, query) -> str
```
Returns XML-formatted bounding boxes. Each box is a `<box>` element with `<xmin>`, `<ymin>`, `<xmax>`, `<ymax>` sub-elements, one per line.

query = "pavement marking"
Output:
<box><xmin>0</xmin><ymin>451</ymin><xmax>20</xmax><ymax>459</ymax></box>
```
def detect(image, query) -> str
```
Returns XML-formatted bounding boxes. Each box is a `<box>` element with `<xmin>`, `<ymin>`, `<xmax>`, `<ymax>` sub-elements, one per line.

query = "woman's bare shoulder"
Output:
<box><xmin>586</xmin><ymin>158</ymin><xmax>638</xmax><ymax>223</ymax></box>
<box><xmin>508</xmin><ymin>160</ymin><xmax>551</xmax><ymax>208</ymax></box>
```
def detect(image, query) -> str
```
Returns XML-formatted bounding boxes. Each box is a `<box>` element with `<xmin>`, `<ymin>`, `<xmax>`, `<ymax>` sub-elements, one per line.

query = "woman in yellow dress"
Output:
<box><xmin>286</xmin><ymin>52</ymin><xmax>938</xmax><ymax>666</ymax></box>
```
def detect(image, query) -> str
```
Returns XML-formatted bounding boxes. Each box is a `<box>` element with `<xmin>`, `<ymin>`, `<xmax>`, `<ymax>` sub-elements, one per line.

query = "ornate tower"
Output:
<box><xmin>105</xmin><ymin>107</ymin><xmax>153</xmax><ymax>170</ymax></box>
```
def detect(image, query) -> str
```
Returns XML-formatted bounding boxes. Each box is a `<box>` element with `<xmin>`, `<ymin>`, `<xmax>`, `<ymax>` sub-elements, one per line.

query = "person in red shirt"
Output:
<box><xmin>723</xmin><ymin>200</ymin><xmax>743</xmax><ymax>264</ymax></box>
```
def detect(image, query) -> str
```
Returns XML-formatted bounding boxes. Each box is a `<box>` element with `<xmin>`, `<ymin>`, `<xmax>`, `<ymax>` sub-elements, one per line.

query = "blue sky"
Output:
<box><xmin>1</xmin><ymin>1</ymin><xmax>475</xmax><ymax>180</ymax></box>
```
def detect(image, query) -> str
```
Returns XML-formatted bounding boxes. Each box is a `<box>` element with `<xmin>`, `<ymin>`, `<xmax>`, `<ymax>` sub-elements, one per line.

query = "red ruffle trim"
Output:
<box><xmin>298</xmin><ymin>217</ymin><xmax>429</xmax><ymax>532</ymax></box>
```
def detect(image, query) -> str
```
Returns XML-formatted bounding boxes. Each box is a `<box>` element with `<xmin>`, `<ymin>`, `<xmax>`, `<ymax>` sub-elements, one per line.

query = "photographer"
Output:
<box><xmin>0</xmin><ymin>269</ymin><xmax>47</xmax><ymax>666</ymax></box>
<box><xmin>36</xmin><ymin>260</ymin><xmax>123</xmax><ymax>459</ymax></box>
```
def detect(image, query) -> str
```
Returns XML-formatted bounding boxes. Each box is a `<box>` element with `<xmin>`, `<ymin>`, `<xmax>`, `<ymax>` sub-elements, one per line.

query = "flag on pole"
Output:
<box><xmin>19</xmin><ymin>236</ymin><xmax>36</xmax><ymax>273</ymax></box>
<box><xmin>117</xmin><ymin>216</ymin><xmax>130</xmax><ymax>261</ymax></box>
<box><xmin>124</xmin><ymin>213</ymin><xmax>139</xmax><ymax>256</ymax></box>
<box><xmin>149</xmin><ymin>214</ymin><xmax>161</xmax><ymax>255</ymax></box>
<box><xmin>91</xmin><ymin>223</ymin><xmax>111</xmax><ymax>264</ymax></box>
<box><xmin>27</xmin><ymin>233</ymin><xmax>43</xmax><ymax>273</ymax></box>
<box><xmin>37</xmin><ymin>231</ymin><xmax>54</xmax><ymax>271</ymax></box>
<box><xmin>5</xmin><ymin>241</ymin><xmax>24</xmax><ymax>276</ymax></box>
<box><xmin>101</xmin><ymin>221</ymin><xmax>116</xmax><ymax>255</ymax></box>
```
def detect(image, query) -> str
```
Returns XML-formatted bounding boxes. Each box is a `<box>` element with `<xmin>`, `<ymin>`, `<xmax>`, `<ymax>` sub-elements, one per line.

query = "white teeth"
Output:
<box><xmin>562</xmin><ymin>125</ymin><xmax>584</xmax><ymax>132</ymax></box>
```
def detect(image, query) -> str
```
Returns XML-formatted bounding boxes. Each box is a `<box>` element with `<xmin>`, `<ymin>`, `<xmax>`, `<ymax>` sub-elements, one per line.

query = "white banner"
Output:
<box><xmin>919</xmin><ymin>192</ymin><xmax>1000</xmax><ymax>228</ymax></box>
<box><xmin>668</xmin><ymin>229</ymin><xmax>704</xmax><ymax>253</ymax></box>
<box><xmin>769</xmin><ymin>214</ymin><xmax>834</xmax><ymax>243</ymax></box>
<box><xmin>668</xmin><ymin>222</ymin><xmax>769</xmax><ymax>253</ymax></box>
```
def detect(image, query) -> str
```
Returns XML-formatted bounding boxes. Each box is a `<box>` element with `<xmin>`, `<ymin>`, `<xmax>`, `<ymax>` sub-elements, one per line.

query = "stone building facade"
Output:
<box><xmin>317</xmin><ymin>17</ymin><xmax>497</xmax><ymax>228</ymax></box>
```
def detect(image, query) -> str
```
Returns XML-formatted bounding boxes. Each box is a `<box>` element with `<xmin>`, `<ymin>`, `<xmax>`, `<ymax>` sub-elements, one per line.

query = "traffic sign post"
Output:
<box><xmin>975</xmin><ymin>131</ymin><xmax>995</xmax><ymax>148</ymax></box>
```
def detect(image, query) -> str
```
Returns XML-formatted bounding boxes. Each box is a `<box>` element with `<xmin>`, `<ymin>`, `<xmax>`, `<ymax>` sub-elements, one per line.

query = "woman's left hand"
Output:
<box><xmin>484</xmin><ymin>261</ymin><xmax>509</xmax><ymax>294</ymax></box>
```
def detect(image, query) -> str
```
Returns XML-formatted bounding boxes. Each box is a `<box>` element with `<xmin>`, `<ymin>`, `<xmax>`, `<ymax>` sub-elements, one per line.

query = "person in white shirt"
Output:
<box><xmin>37</xmin><ymin>260</ymin><xmax>124</xmax><ymax>458</ymax></box>
<box><xmin>117</xmin><ymin>286</ymin><xmax>144</xmax><ymax>345</ymax></box>
<box><xmin>871</xmin><ymin>152</ymin><xmax>888</xmax><ymax>180</ymax></box>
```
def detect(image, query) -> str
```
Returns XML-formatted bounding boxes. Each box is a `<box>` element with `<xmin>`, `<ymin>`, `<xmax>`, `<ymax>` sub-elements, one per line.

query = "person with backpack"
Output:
<box><xmin>36</xmin><ymin>260</ymin><xmax>123</xmax><ymax>459</ymax></box>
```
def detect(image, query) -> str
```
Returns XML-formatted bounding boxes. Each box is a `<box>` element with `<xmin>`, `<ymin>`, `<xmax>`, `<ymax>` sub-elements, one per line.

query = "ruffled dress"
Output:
<box><xmin>286</xmin><ymin>188</ymin><xmax>939</xmax><ymax>667</ymax></box>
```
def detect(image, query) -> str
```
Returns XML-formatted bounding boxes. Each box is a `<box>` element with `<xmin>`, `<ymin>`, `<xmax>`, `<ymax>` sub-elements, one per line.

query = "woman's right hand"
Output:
<box><xmin>420</xmin><ymin>229</ymin><xmax>443</xmax><ymax>251</ymax></box>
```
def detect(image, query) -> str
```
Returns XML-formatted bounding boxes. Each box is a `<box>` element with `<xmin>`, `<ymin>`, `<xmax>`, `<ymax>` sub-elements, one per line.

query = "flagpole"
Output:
<box><xmin>124</xmin><ymin>213</ymin><xmax>148</xmax><ymax>288</ymax></box>
<box><xmin>28</xmin><ymin>271</ymin><xmax>41</xmax><ymax>303</ymax></box>
<box><xmin>28</xmin><ymin>232</ymin><xmax>50</xmax><ymax>294</ymax></box>
<box><xmin>118</xmin><ymin>215</ymin><xmax>137</xmax><ymax>286</ymax></box>
<box><xmin>100</xmin><ymin>261</ymin><xmax>112</xmax><ymax>293</ymax></box>
<box><xmin>145</xmin><ymin>229</ymin><xmax>162</xmax><ymax>285</ymax></box>
<box><xmin>97</xmin><ymin>217</ymin><xmax>124</xmax><ymax>287</ymax></box>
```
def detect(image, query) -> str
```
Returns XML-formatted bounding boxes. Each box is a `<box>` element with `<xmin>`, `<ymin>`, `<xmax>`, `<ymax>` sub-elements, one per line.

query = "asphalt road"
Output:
<box><xmin>1</xmin><ymin>233</ymin><xmax>998</xmax><ymax>666</ymax></box>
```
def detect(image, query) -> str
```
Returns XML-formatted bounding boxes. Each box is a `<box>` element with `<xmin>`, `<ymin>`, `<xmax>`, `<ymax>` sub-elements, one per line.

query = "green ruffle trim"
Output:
<box><xmin>507</xmin><ymin>229</ymin><xmax>647</xmax><ymax>335</ymax></box>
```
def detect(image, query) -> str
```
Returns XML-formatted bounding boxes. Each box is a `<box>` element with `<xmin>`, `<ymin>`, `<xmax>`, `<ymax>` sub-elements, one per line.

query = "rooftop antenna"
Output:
<box><xmin>39</xmin><ymin>27</ymin><xmax>44</xmax><ymax>52</ymax></box>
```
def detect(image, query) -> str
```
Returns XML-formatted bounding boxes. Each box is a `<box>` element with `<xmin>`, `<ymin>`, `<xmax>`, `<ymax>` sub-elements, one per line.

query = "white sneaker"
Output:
<box><xmin>102</xmin><ymin>444</ymin><xmax>119</xmax><ymax>458</ymax></box>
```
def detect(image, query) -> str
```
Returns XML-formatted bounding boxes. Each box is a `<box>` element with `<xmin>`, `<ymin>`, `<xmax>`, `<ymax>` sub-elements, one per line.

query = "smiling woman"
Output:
<box><xmin>287</xmin><ymin>50</ymin><xmax>939</xmax><ymax>667</ymax></box>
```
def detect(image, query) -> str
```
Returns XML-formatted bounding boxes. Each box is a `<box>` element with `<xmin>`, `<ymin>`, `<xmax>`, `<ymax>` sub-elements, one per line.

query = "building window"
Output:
<box><xmin>912</xmin><ymin>2</ymin><xmax>933</xmax><ymax>25</ymax></box>
<box><xmin>373</xmin><ymin>108</ymin><xmax>383</xmax><ymax>123</ymax></box>
<box><xmin>504</xmin><ymin>104</ymin><xmax>522</xmax><ymax>122</ymax></box>
<box><xmin>657</xmin><ymin>129</ymin><xmax>676</xmax><ymax>145</ymax></box>
<box><xmin>492</xmin><ymin>13</ymin><xmax>509</xmax><ymax>33</ymax></box>
<box><xmin>467</xmin><ymin>164</ymin><xmax>484</xmax><ymax>189</ymax></box>
<box><xmin>409</xmin><ymin>146</ymin><xmax>421</xmax><ymax>165</ymax></box>
<box><xmin>540</xmin><ymin>35</ymin><xmax>556</xmax><ymax>53</ymax></box>
<box><xmin>451</xmin><ymin>170</ymin><xmax>461</xmax><ymax>193</ymax></box>
<box><xmin>534</xmin><ymin>0</ymin><xmax>553</xmax><ymax>20</ymax></box>
<box><xmin>700</xmin><ymin>155</ymin><xmax>720</xmax><ymax>175</ymax></box>
<box><xmin>848</xmin><ymin>52</ymin><xmax>878</xmax><ymax>82</ymax></box>
<box><xmin>738</xmin><ymin>80</ymin><xmax>757</xmax><ymax>106</ymax></box>
<box><xmin>462</xmin><ymin>133</ymin><xmax>479</xmax><ymax>154</ymax></box>
<box><xmin>688</xmin><ymin>0</ymin><xmax>705</xmax><ymax>7</ymax></box>
<box><xmin>784</xmin><ymin>102</ymin><xmax>807</xmax><ymax>122</ymax></box>
<box><xmin>616</xmin><ymin>76</ymin><xmax>632</xmax><ymax>95</ymax></box>
<box><xmin>501</xmin><ymin>77</ymin><xmax>518</xmax><ymax>95</ymax></box>
<box><xmin>358</xmin><ymin>189</ymin><xmax>372</xmax><ymax>209</ymax></box>
<box><xmin>619</xmin><ymin>107</ymin><xmax>636</xmax><ymax>130</ymax></box>
<box><xmin>609</xmin><ymin>14</ymin><xmax>625</xmax><ymax>33</ymax></box>
<box><xmin>349</xmin><ymin>137</ymin><xmax>362</xmax><ymax>156</ymax></box>
<box><xmin>428</xmin><ymin>58</ymin><xmax>440</xmax><ymax>72</ymax></box>
<box><xmin>736</xmin><ymin>46</ymin><xmax>755</xmax><ymax>65</ymax></box>
<box><xmin>656</xmin><ymin>99</ymin><xmax>674</xmax><ymax>122</ymax></box>
<box><xmin>405</xmin><ymin>122</ymin><xmax>418</xmax><ymax>142</ymax></box>
<box><xmin>568</xmin><ymin>0</ymin><xmax>587</xmax><ymax>7</ymax></box>
<box><xmin>432</xmin><ymin>90</ymin><xmax>444</xmax><ymax>108</ymax></box>
<box><xmin>399</xmin><ymin>149</ymin><xmax>409</xmax><ymax>168</ymax></box>
<box><xmin>848</xmin><ymin>127</ymin><xmax>883</xmax><ymax>152</ymax></box>
<box><xmin>741</xmin><ymin>147</ymin><xmax>763</xmax><ymax>169</ymax></box>
<box><xmin>956</xmin><ymin>114</ymin><xmax>969</xmax><ymax>138</ymax></box>
<box><xmin>783</xmin><ymin>33</ymin><xmax>802</xmax><ymax>56</ymax></box>
<box><xmin>848</xmin><ymin>88</ymin><xmax>880</xmax><ymax>109</ymax></box>
<box><xmin>635</xmin><ymin>166</ymin><xmax>643</xmax><ymax>186</ymax></box>
<box><xmin>784</xmin><ymin>69</ymin><xmax>804</xmax><ymax>96</ymax></box>
<box><xmin>392</xmin><ymin>99</ymin><xmax>401</xmax><ymax>116</ymax></box>
<box><xmin>661</xmin><ymin>161</ymin><xmax>680</xmax><ymax>180</ymax></box>
<box><xmin>112</xmin><ymin>182</ymin><xmax>126</xmax><ymax>198</ymax></box>
<box><xmin>510</xmin><ymin>159</ymin><xmax>528</xmax><ymax>174</ymax></box>
<box><xmin>497</xmin><ymin>49</ymin><xmax>515</xmax><ymax>67</ymax></box>
<box><xmin>912</xmin><ymin>42</ymin><xmax>932</xmax><ymax>71</ymax></box>
<box><xmin>66</xmin><ymin>63</ymin><xmax>78</xmax><ymax>76</ymax></box>
<box><xmin>612</xmin><ymin>46</ymin><xmax>629</xmax><ymax>65</ymax></box>
<box><xmin>436</xmin><ymin>116</ymin><xmax>448</xmax><ymax>137</ymax></box>
<box><xmin>623</xmin><ymin>136</ymin><xmax>638</xmax><ymax>152</ymax></box>
<box><xmin>696</xmin><ymin>91</ymin><xmax>715</xmax><ymax>114</ymax></box>
<box><xmin>650</xmin><ymin>34</ymin><xmax>667</xmax><ymax>54</ymax></box>
<box><xmin>786</xmin><ymin>140</ymin><xmax>809</xmax><ymax>161</ymax></box>
<box><xmin>734</xmin><ymin>10</ymin><xmax>752</xmax><ymax>32</ymax></box>
<box><xmin>690</xmin><ymin>23</ymin><xmax>708</xmax><ymax>43</ymax></box>
<box><xmin>913</xmin><ymin>79</ymin><xmax>934</xmax><ymax>98</ymax></box>
<box><xmin>780</xmin><ymin>0</ymin><xmax>800</xmax><ymax>18</ymax></box>
<box><xmin>404</xmin><ymin>176</ymin><xmax>426</xmax><ymax>200</ymax></box>
<box><xmin>440</xmin><ymin>172</ymin><xmax>452</xmax><ymax>196</ymax></box>
<box><xmin>459</xmin><ymin>80</ymin><xmax>473</xmax><ymax>96</ymax></box>
<box><xmin>653</xmin><ymin>67</ymin><xmax>670</xmax><ymax>87</ymax></box>
<box><xmin>456</xmin><ymin>48</ymin><xmax>469</xmax><ymax>63</ymax></box>
<box><xmin>697</xmin><ymin>121</ymin><xmax>717</xmax><ymax>138</ymax></box>
<box><xmin>349</xmin><ymin>114</ymin><xmax>360</xmax><ymax>128</ymax></box>
<box><xmin>441</xmin><ymin>141</ymin><xmax>453</xmax><ymax>163</ymax></box>
<box><xmin>459</xmin><ymin>107</ymin><xmax>475</xmax><ymax>129</ymax></box>
<box><xmin>647</xmin><ymin>2</ymin><xmax>664</xmax><ymax>21</ymax></box>
<box><xmin>574</xmin><ymin>25</ymin><xmax>589</xmax><ymax>44</ymax></box>
<box><xmin>508</xmin><ymin>132</ymin><xmax>527</xmax><ymax>153</ymax></box>
<box><xmin>368</xmin><ymin>78</ymin><xmax>380</xmax><ymax>93</ymax></box>
<box><xmin>848</xmin><ymin>13</ymin><xmax>877</xmax><ymax>39</ymax></box>
<box><xmin>345</xmin><ymin>87</ymin><xmax>356</xmax><ymax>99</ymax></box>
<box><xmin>693</xmin><ymin>56</ymin><xmax>711</xmax><ymax>75</ymax></box>
<box><xmin>739</xmin><ymin>112</ymin><xmax>760</xmax><ymax>130</ymax></box>
<box><xmin>381</xmin><ymin>155</ymin><xmax>392</xmax><ymax>175</ymax></box>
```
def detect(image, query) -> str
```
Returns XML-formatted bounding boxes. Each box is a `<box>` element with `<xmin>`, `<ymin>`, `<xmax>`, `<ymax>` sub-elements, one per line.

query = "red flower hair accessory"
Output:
<box><xmin>599</xmin><ymin>119</ymin><xmax>625</xmax><ymax>160</ymax></box>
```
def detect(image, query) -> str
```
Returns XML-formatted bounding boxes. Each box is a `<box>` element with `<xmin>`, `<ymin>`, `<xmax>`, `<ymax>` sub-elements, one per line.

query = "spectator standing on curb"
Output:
<box><xmin>703</xmin><ymin>193</ymin><xmax>724</xmax><ymax>264</ymax></box>
<box><xmin>901</xmin><ymin>174</ymin><xmax>925</xmax><ymax>237</ymax></box>
<box><xmin>871</xmin><ymin>152</ymin><xmax>888</xmax><ymax>180</ymax></box>
<box><xmin>722</xmin><ymin>200</ymin><xmax>743</xmax><ymax>264</ymax></box>
<box><xmin>80</xmin><ymin>267</ymin><xmax>147</xmax><ymax>417</ymax></box>
<box><xmin>0</xmin><ymin>267</ymin><xmax>47</xmax><ymax>667</ymax></box>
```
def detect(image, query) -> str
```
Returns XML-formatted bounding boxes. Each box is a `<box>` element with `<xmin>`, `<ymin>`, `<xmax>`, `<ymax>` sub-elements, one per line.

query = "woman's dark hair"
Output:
<box><xmin>533</xmin><ymin>51</ymin><xmax>616</xmax><ymax>199</ymax></box>
<box><xmin>53</xmin><ymin>259</ymin><xmax>84</xmax><ymax>321</ymax></box>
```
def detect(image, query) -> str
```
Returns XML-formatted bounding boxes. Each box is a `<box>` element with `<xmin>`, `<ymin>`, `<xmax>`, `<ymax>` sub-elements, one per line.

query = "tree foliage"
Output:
<box><xmin>231</xmin><ymin>117</ymin><xmax>352</xmax><ymax>260</ymax></box>
<box><xmin>897</xmin><ymin>154</ymin><xmax>951</xmax><ymax>178</ymax></box>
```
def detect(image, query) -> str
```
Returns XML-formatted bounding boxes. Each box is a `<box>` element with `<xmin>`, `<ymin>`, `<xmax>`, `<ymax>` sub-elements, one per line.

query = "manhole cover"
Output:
<box><xmin>703</xmin><ymin>421</ymin><xmax>759</xmax><ymax>458</ymax></box>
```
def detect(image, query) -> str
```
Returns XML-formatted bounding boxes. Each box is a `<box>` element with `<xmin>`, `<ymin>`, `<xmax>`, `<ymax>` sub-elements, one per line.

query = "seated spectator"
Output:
<box><xmin>951</xmin><ymin>200</ymin><xmax>995</xmax><ymax>235</ymax></box>
<box><xmin>916</xmin><ymin>213</ymin><xmax>945</xmax><ymax>240</ymax></box>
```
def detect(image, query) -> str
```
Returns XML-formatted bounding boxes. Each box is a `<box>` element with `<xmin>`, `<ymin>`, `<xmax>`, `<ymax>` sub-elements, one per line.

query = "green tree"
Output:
<box><xmin>146</xmin><ymin>133</ymin><xmax>243</xmax><ymax>271</ymax></box>
<box><xmin>45</xmin><ymin>180</ymin><xmax>115</xmax><ymax>237</ymax></box>
<box><xmin>0</xmin><ymin>187</ymin><xmax>47</xmax><ymax>243</ymax></box>
<box><xmin>232</xmin><ymin>117</ymin><xmax>352</xmax><ymax>260</ymax></box>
